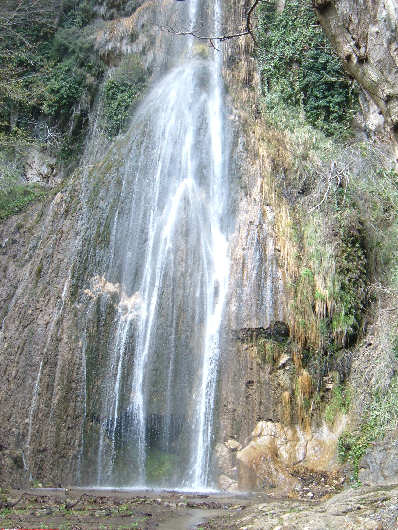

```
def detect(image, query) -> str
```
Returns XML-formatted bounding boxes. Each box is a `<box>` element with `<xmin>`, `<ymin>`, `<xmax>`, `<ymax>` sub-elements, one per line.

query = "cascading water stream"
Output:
<box><xmin>83</xmin><ymin>0</ymin><xmax>231</xmax><ymax>490</ymax></box>
<box><xmin>190</xmin><ymin>0</ymin><xmax>229</xmax><ymax>489</ymax></box>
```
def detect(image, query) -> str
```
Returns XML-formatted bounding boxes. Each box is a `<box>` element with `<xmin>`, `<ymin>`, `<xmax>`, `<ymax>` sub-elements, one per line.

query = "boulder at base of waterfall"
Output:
<box><xmin>237</xmin><ymin>420</ymin><xmax>347</xmax><ymax>497</ymax></box>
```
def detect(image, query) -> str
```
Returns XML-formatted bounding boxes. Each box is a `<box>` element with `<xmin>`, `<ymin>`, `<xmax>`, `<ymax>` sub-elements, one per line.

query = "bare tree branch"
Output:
<box><xmin>246</xmin><ymin>0</ymin><xmax>261</xmax><ymax>44</ymax></box>
<box><xmin>159</xmin><ymin>25</ymin><xmax>250</xmax><ymax>46</ymax></box>
<box><xmin>159</xmin><ymin>0</ymin><xmax>261</xmax><ymax>49</ymax></box>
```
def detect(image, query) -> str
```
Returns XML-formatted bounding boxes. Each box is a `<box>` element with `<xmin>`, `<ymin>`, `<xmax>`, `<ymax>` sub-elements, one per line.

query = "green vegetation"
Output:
<box><xmin>0</xmin><ymin>178</ymin><xmax>47</xmax><ymax>220</ymax></box>
<box><xmin>0</xmin><ymin>0</ymin><xmax>100</xmax><ymax>136</ymax></box>
<box><xmin>286</xmin><ymin>204</ymin><xmax>367</xmax><ymax>352</ymax></box>
<box><xmin>0</xmin><ymin>0</ymin><xmax>102</xmax><ymax>220</ymax></box>
<box><xmin>331</xmin><ymin>211</ymin><xmax>367</xmax><ymax>345</ymax></box>
<box><xmin>102</xmin><ymin>55</ymin><xmax>147</xmax><ymax>137</ymax></box>
<box><xmin>256</xmin><ymin>78</ymin><xmax>398</xmax><ymax>352</ymax></box>
<box><xmin>256</xmin><ymin>337</ymin><xmax>287</xmax><ymax>365</ymax></box>
<box><xmin>338</xmin><ymin>377</ymin><xmax>398</xmax><ymax>482</ymax></box>
<box><xmin>348</xmin><ymin>166</ymin><xmax>398</xmax><ymax>286</ymax></box>
<box><xmin>325</xmin><ymin>384</ymin><xmax>351</xmax><ymax>424</ymax></box>
<box><xmin>0</xmin><ymin>0</ymin><xmax>149</xmax><ymax>220</ymax></box>
<box><xmin>42</xmin><ymin>59</ymin><xmax>85</xmax><ymax>117</ymax></box>
<box><xmin>257</xmin><ymin>0</ymin><xmax>358</xmax><ymax>136</ymax></box>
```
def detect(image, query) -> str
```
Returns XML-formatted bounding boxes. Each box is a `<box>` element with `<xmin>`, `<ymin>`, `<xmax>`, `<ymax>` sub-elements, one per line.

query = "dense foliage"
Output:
<box><xmin>0</xmin><ymin>0</ymin><xmax>101</xmax><ymax>156</ymax></box>
<box><xmin>102</xmin><ymin>56</ymin><xmax>147</xmax><ymax>137</ymax></box>
<box><xmin>257</xmin><ymin>0</ymin><xmax>357</xmax><ymax>136</ymax></box>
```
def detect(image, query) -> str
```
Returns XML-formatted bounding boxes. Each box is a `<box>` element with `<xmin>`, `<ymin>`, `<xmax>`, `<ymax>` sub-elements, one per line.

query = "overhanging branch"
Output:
<box><xmin>160</xmin><ymin>0</ymin><xmax>261</xmax><ymax>49</ymax></box>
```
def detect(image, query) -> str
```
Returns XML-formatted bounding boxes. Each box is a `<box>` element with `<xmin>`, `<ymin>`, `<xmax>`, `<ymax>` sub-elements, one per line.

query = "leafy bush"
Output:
<box><xmin>337</xmin><ymin>430</ymin><xmax>368</xmax><ymax>482</ymax></box>
<box><xmin>102</xmin><ymin>56</ymin><xmax>147</xmax><ymax>136</ymax></box>
<box><xmin>0</xmin><ymin>0</ymin><xmax>102</xmax><ymax>155</ymax></box>
<box><xmin>257</xmin><ymin>0</ymin><xmax>357</xmax><ymax>136</ymax></box>
<box><xmin>60</xmin><ymin>0</ymin><xmax>95</xmax><ymax>28</ymax></box>
<box><xmin>0</xmin><ymin>184</ymin><xmax>47</xmax><ymax>220</ymax></box>
<box><xmin>42</xmin><ymin>60</ymin><xmax>85</xmax><ymax>117</ymax></box>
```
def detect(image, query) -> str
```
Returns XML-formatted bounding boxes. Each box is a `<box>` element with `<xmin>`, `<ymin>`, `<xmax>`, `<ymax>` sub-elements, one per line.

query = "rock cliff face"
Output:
<box><xmin>0</xmin><ymin>0</ymin><xmax>288</xmax><ymax>488</ymax></box>
<box><xmin>1</xmin><ymin>0</ymin><xmax>398</xmax><ymax>495</ymax></box>
<box><xmin>0</xmin><ymin>184</ymin><xmax>84</xmax><ymax>487</ymax></box>
<box><xmin>215</xmin><ymin>0</ymin><xmax>398</xmax><ymax>494</ymax></box>
<box><xmin>314</xmin><ymin>0</ymin><xmax>398</xmax><ymax>154</ymax></box>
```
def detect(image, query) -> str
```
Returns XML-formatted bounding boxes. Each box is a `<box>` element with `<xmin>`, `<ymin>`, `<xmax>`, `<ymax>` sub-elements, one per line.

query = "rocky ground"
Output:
<box><xmin>0</xmin><ymin>488</ymin><xmax>250</xmax><ymax>530</ymax></box>
<box><xmin>0</xmin><ymin>484</ymin><xmax>398</xmax><ymax>529</ymax></box>
<box><xmin>205</xmin><ymin>485</ymin><xmax>398</xmax><ymax>530</ymax></box>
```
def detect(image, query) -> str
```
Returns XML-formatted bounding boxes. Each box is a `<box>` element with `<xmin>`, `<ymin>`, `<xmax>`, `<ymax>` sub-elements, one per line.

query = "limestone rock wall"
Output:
<box><xmin>0</xmin><ymin>185</ymin><xmax>84</xmax><ymax>487</ymax></box>
<box><xmin>214</xmin><ymin>0</ymin><xmax>291</xmax><ymax>489</ymax></box>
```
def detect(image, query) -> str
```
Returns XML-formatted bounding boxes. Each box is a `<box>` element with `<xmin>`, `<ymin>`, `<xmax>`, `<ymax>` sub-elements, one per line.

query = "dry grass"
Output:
<box><xmin>295</xmin><ymin>369</ymin><xmax>312</xmax><ymax>429</ymax></box>
<box><xmin>281</xmin><ymin>390</ymin><xmax>291</xmax><ymax>425</ymax></box>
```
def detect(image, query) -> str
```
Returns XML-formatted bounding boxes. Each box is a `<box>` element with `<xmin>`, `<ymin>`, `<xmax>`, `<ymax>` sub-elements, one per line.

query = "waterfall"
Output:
<box><xmin>81</xmin><ymin>0</ymin><xmax>231</xmax><ymax>490</ymax></box>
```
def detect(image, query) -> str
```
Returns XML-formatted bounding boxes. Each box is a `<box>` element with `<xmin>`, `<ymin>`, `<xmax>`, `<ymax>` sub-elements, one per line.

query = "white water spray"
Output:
<box><xmin>88</xmin><ymin>0</ymin><xmax>231</xmax><ymax>489</ymax></box>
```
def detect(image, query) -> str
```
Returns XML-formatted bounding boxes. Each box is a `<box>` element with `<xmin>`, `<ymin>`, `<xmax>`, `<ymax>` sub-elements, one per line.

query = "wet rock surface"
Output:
<box><xmin>236</xmin><ymin>322</ymin><xmax>290</xmax><ymax>343</ymax></box>
<box><xmin>359</xmin><ymin>433</ymin><xmax>398</xmax><ymax>486</ymax></box>
<box><xmin>0</xmin><ymin>193</ymin><xmax>84</xmax><ymax>487</ymax></box>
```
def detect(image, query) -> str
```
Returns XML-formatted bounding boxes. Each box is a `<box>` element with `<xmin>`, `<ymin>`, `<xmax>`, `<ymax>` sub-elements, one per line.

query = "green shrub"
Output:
<box><xmin>42</xmin><ymin>59</ymin><xmax>85</xmax><ymax>116</ymax></box>
<box><xmin>337</xmin><ymin>430</ymin><xmax>368</xmax><ymax>482</ymax></box>
<box><xmin>60</xmin><ymin>0</ymin><xmax>95</xmax><ymax>29</ymax></box>
<box><xmin>102</xmin><ymin>56</ymin><xmax>147</xmax><ymax>136</ymax></box>
<box><xmin>0</xmin><ymin>0</ymin><xmax>103</xmax><ymax>160</ymax></box>
<box><xmin>256</xmin><ymin>338</ymin><xmax>285</xmax><ymax>364</ymax></box>
<box><xmin>257</xmin><ymin>0</ymin><xmax>357</xmax><ymax>136</ymax></box>
<box><xmin>325</xmin><ymin>384</ymin><xmax>351</xmax><ymax>424</ymax></box>
<box><xmin>0</xmin><ymin>183</ymin><xmax>47</xmax><ymax>220</ymax></box>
